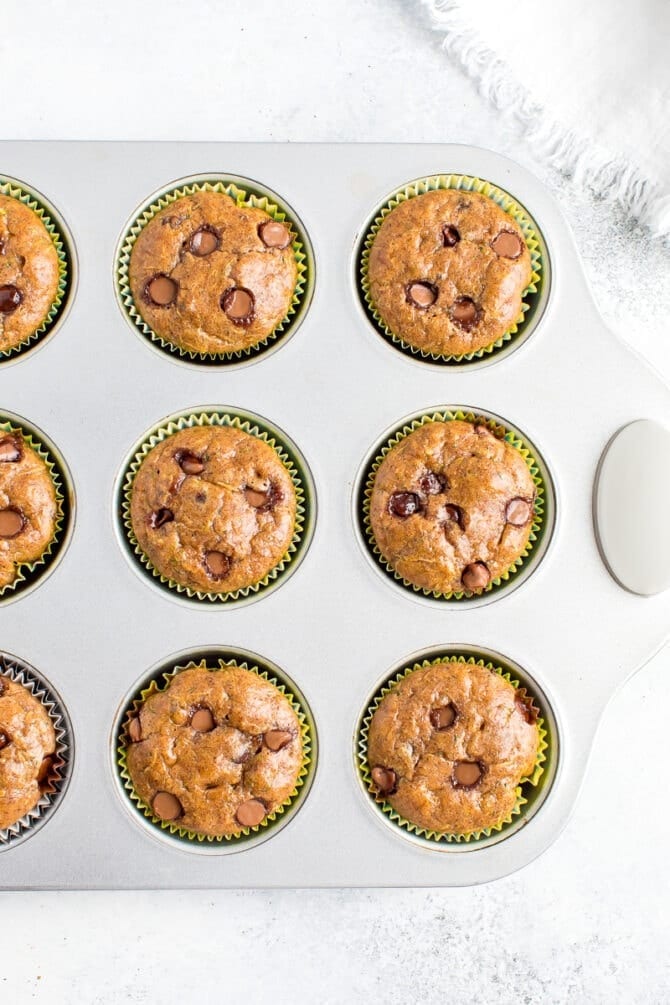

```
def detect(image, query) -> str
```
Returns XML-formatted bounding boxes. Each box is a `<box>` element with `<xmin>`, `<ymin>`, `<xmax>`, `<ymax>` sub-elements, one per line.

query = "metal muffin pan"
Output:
<box><xmin>0</xmin><ymin>141</ymin><xmax>668</xmax><ymax>888</ymax></box>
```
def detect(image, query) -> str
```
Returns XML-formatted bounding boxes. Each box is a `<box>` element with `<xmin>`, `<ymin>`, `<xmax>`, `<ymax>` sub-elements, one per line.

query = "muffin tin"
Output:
<box><xmin>0</xmin><ymin>141</ymin><xmax>669</xmax><ymax>888</ymax></box>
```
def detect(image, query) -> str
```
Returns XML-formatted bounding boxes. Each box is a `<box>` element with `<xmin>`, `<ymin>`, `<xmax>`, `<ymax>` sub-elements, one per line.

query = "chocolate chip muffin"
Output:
<box><xmin>128</xmin><ymin>190</ymin><xmax>298</xmax><ymax>355</ymax></box>
<box><xmin>130</xmin><ymin>424</ymin><xmax>297</xmax><ymax>594</ymax></box>
<box><xmin>367</xmin><ymin>189</ymin><xmax>531</xmax><ymax>356</ymax></box>
<box><xmin>367</xmin><ymin>662</ymin><xmax>540</xmax><ymax>835</ymax></box>
<box><xmin>368</xmin><ymin>420</ymin><xmax>536</xmax><ymax>595</ymax></box>
<box><xmin>0</xmin><ymin>194</ymin><xmax>61</xmax><ymax>354</ymax></box>
<box><xmin>0</xmin><ymin>432</ymin><xmax>58</xmax><ymax>589</ymax></box>
<box><xmin>0</xmin><ymin>674</ymin><xmax>57</xmax><ymax>830</ymax></box>
<box><xmin>125</xmin><ymin>663</ymin><xmax>303</xmax><ymax>836</ymax></box>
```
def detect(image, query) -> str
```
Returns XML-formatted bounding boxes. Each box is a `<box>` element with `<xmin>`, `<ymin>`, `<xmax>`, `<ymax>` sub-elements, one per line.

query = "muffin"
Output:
<box><xmin>0</xmin><ymin>673</ymin><xmax>57</xmax><ymax>830</ymax></box>
<box><xmin>128</xmin><ymin>190</ymin><xmax>298</xmax><ymax>355</ymax></box>
<box><xmin>367</xmin><ymin>661</ymin><xmax>540</xmax><ymax>835</ymax></box>
<box><xmin>367</xmin><ymin>189</ymin><xmax>531</xmax><ymax>356</ymax></box>
<box><xmin>0</xmin><ymin>194</ymin><xmax>61</xmax><ymax>354</ymax></box>
<box><xmin>0</xmin><ymin>431</ymin><xmax>58</xmax><ymax>589</ymax></box>
<box><xmin>125</xmin><ymin>663</ymin><xmax>303</xmax><ymax>837</ymax></box>
<box><xmin>129</xmin><ymin>424</ymin><xmax>297</xmax><ymax>594</ymax></box>
<box><xmin>368</xmin><ymin>419</ymin><xmax>536</xmax><ymax>595</ymax></box>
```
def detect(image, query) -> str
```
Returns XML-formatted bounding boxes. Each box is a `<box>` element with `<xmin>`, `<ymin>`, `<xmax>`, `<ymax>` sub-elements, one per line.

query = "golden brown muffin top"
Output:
<box><xmin>367</xmin><ymin>661</ymin><xmax>540</xmax><ymax>835</ymax></box>
<box><xmin>0</xmin><ymin>432</ymin><xmax>58</xmax><ymax>589</ymax></box>
<box><xmin>128</xmin><ymin>190</ymin><xmax>298</xmax><ymax>355</ymax></box>
<box><xmin>367</xmin><ymin>189</ymin><xmax>531</xmax><ymax>356</ymax></box>
<box><xmin>368</xmin><ymin>420</ymin><xmax>535</xmax><ymax>595</ymax></box>
<box><xmin>130</xmin><ymin>424</ymin><xmax>297</xmax><ymax>595</ymax></box>
<box><xmin>125</xmin><ymin>663</ymin><xmax>303</xmax><ymax>837</ymax></box>
<box><xmin>0</xmin><ymin>674</ymin><xmax>57</xmax><ymax>831</ymax></box>
<box><xmin>0</xmin><ymin>194</ymin><xmax>60</xmax><ymax>353</ymax></box>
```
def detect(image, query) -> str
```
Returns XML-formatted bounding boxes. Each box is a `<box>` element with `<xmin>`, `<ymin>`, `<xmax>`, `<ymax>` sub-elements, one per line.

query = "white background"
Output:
<box><xmin>1</xmin><ymin>1</ymin><xmax>669</xmax><ymax>1001</ymax></box>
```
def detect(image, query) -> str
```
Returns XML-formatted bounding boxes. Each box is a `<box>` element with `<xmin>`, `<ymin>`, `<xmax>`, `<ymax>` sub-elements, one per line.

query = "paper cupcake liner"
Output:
<box><xmin>116</xmin><ymin>656</ymin><xmax>315</xmax><ymax>846</ymax></box>
<box><xmin>357</xmin><ymin>653</ymin><xmax>549</xmax><ymax>845</ymax></box>
<box><xmin>0</xmin><ymin>416</ymin><xmax>72</xmax><ymax>602</ymax></box>
<box><xmin>358</xmin><ymin>174</ymin><xmax>545</xmax><ymax>365</ymax></box>
<box><xmin>0</xmin><ymin>651</ymin><xmax>73</xmax><ymax>849</ymax></box>
<box><xmin>359</xmin><ymin>409</ymin><xmax>548</xmax><ymax>602</ymax></box>
<box><xmin>115</xmin><ymin>176</ymin><xmax>312</xmax><ymax>366</ymax></box>
<box><xmin>0</xmin><ymin>178</ymin><xmax>72</xmax><ymax>363</ymax></box>
<box><xmin>118</xmin><ymin>408</ymin><xmax>314</xmax><ymax>605</ymax></box>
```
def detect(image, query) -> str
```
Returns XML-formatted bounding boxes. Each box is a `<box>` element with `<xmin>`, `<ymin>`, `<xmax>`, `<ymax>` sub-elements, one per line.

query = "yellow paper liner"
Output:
<box><xmin>357</xmin><ymin>654</ymin><xmax>548</xmax><ymax>844</ymax></box>
<box><xmin>116</xmin><ymin>658</ymin><xmax>314</xmax><ymax>845</ymax></box>
<box><xmin>358</xmin><ymin>174</ymin><xmax>544</xmax><ymax>364</ymax></box>
<box><xmin>116</xmin><ymin>178</ymin><xmax>311</xmax><ymax>364</ymax></box>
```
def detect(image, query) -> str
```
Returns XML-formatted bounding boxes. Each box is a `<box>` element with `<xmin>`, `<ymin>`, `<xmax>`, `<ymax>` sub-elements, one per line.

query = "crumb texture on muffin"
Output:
<box><xmin>0</xmin><ymin>674</ymin><xmax>56</xmax><ymax>830</ymax></box>
<box><xmin>367</xmin><ymin>189</ymin><xmax>531</xmax><ymax>356</ymax></box>
<box><xmin>0</xmin><ymin>432</ymin><xmax>58</xmax><ymax>589</ymax></box>
<box><xmin>125</xmin><ymin>663</ymin><xmax>303</xmax><ymax>837</ymax></box>
<box><xmin>128</xmin><ymin>190</ymin><xmax>298</xmax><ymax>354</ymax></box>
<box><xmin>368</xmin><ymin>419</ymin><xmax>535</xmax><ymax>595</ymax></box>
<box><xmin>0</xmin><ymin>194</ymin><xmax>60</xmax><ymax>353</ymax></box>
<box><xmin>130</xmin><ymin>424</ymin><xmax>297</xmax><ymax>594</ymax></box>
<box><xmin>367</xmin><ymin>661</ymin><xmax>540</xmax><ymax>834</ymax></box>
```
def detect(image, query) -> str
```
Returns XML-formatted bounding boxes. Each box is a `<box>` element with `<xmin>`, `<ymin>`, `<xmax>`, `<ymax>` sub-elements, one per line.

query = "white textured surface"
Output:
<box><xmin>0</xmin><ymin>0</ymin><xmax>669</xmax><ymax>1001</ymax></box>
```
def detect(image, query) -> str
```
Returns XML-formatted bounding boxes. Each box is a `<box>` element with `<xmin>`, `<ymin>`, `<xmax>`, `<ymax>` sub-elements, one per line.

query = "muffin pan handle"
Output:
<box><xmin>594</xmin><ymin>419</ymin><xmax>670</xmax><ymax>596</ymax></box>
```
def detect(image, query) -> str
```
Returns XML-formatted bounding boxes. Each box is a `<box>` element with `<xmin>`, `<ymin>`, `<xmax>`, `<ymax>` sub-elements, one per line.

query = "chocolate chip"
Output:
<box><xmin>505</xmin><ymin>497</ymin><xmax>532</xmax><ymax>526</ymax></box>
<box><xmin>0</xmin><ymin>437</ymin><xmax>21</xmax><ymax>463</ymax></box>
<box><xmin>195</xmin><ymin>492</ymin><xmax>207</xmax><ymax>504</ymax></box>
<box><xmin>264</xmin><ymin>729</ymin><xmax>293</xmax><ymax>752</ymax></box>
<box><xmin>371</xmin><ymin>766</ymin><xmax>397</xmax><ymax>795</ymax></box>
<box><xmin>450</xmin><ymin>297</ymin><xmax>480</xmax><ymax>330</ymax></box>
<box><xmin>175</xmin><ymin>450</ymin><xmax>205</xmax><ymax>475</ymax></box>
<box><xmin>152</xmin><ymin>791</ymin><xmax>183</xmax><ymax>821</ymax></box>
<box><xmin>419</xmin><ymin>471</ymin><xmax>446</xmax><ymax>495</ymax></box>
<box><xmin>0</xmin><ymin>508</ymin><xmax>25</xmax><ymax>539</ymax></box>
<box><xmin>37</xmin><ymin>755</ymin><xmax>54</xmax><ymax>786</ymax></box>
<box><xmin>144</xmin><ymin>273</ymin><xmax>178</xmax><ymax>307</ymax></box>
<box><xmin>0</xmin><ymin>730</ymin><xmax>10</xmax><ymax>751</ymax></box>
<box><xmin>430</xmin><ymin>704</ymin><xmax>458</xmax><ymax>730</ymax></box>
<box><xmin>244</xmin><ymin>483</ymin><xmax>281</xmax><ymax>511</ymax></box>
<box><xmin>0</xmin><ymin>284</ymin><xmax>22</xmax><ymax>314</ymax></box>
<box><xmin>191</xmin><ymin>707</ymin><xmax>215</xmax><ymax>732</ymax></box>
<box><xmin>127</xmin><ymin>716</ymin><xmax>142</xmax><ymax>743</ymax></box>
<box><xmin>189</xmin><ymin>226</ymin><xmax>219</xmax><ymax>257</ymax></box>
<box><xmin>492</xmin><ymin>231</ymin><xmax>524</xmax><ymax>259</ymax></box>
<box><xmin>405</xmin><ymin>281</ymin><xmax>438</xmax><ymax>309</ymax></box>
<box><xmin>388</xmin><ymin>492</ymin><xmax>422</xmax><ymax>518</ymax></box>
<box><xmin>149</xmin><ymin>507</ymin><xmax>174</xmax><ymax>529</ymax></box>
<box><xmin>444</xmin><ymin>504</ymin><xmax>464</xmax><ymax>529</ymax></box>
<box><xmin>236</xmin><ymin>798</ymin><xmax>267</xmax><ymax>828</ymax></box>
<box><xmin>204</xmin><ymin>551</ymin><xmax>231</xmax><ymax>579</ymax></box>
<box><xmin>461</xmin><ymin>561</ymin><xmax>490</xmax><ymax>592</ymax></box>
<box><xmin>258</xmin><ymin>220</ymin><xmax>292</xmax><ymax>249</ymax></box>
<box><xmin>442</xmin><ymin>225</ymin><xmax>460</xmax><ymax>247</ymax></box>
<box><xmin>452</xmin><ymin>760</ymin><xmax>484</xmax><ymax>788</ymax></box>
<box><xmin>221</xmin><ymin>286</ymin><xmax>255</xmax><ymax>325</ymax></box>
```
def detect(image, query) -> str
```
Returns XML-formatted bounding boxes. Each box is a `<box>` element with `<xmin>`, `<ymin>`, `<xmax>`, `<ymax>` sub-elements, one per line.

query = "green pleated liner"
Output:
<box><xmin>357</xmin><ymin>654</ymin><xmax>548</xmax><ymax>845</ymax></box>
<box><xmin>115</xmin><ymin>177</ymin><xmax>312</xmax><ymax>366</ymax></box>
<box><xmin>0</xmin><ymin>416</ymin><xmax>71</xmax><ymax>602</ymax></box>
<box><xmin>358</xmin><ymin>174</ymin><xmax>545</xmax><ymax>365</ymax></box>
<box><xmin>0</xmin><ymin>178</ymin><xmax>72</xmax><ymax>363</ymax></box>
<box><xmin>116</xmin><ymin>656</ymin><xmax>315</xmax><ymax>846</ymax></box>
<box><xmin>0</xmin><ymin>652</ymin><xmax>73</xmax><ymax>849</ymax></box>
<box><xmin>118</xmin><ymin>409</ymin><xmax>313</xmax><ymax>605</ymax></box>
<box><xmin>359</xmin><ymin>409</ymin><xmax>548</xmax><ymax>602</ymax></box>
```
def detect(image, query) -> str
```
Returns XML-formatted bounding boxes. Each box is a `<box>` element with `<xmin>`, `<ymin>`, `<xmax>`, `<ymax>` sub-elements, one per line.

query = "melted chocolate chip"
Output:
<box><xmin>221</xmin><ymin>286</ymin><xmax>255</xmax><ymax>325</ymax></box>
<box><xmin>492</xmin><ymin>231</ymin><xmax>524</xmax><ymax>259</ymax></box>
<box><xmin>0</xmin><ymin>437</ymin><xmax>21</xmax><ymax>463</ymax></box>
<box><xmin>388</xmin><ymin>492</ymin><xmax>423</xmax><ymax>518</ymax></box>
<box><xmin>505</xmin><ymin>497</ymin><xmax>532</xmax><ymax>526</ymax></box>
<box><xmin>452</xmin><ymin>760</ymin><xmax>484</xmax><ymax>788</ymax></box>
<box><xmin>149</xmin><ymin>507</ymin><xmax>174</xmax><ymax>529</ymax></box>
<box><xmin>461</xmin><ymin>561</ymin><xmax>490</xmax><ymax>592</ymax></box>
<box><xmin>419</xmin><ymin>471</ymin><xmax>446</xmax><ymax>495</ymax></box>
<box><xmin>0</xmin><ymin>284</ymin><xmax>22</xmax><ymax>314</ymax></box>
<box><xmin>450</xmin><ymin>297</ymin><xmax>480</xmax><ymax>330</ymax></box>
<box><xmin>405</xmin><ymin>281</ymin><xmax>438</xmax><ymax>309</ymax></box>
<box><xmin>204</xmin><ymin>551</ymin><xmax>231</xmax><ymax>579</ymax></box>
<box><xmin>144</xmin><ymin>273</ymin><xmax>178</xmax><ymax>307</ymax></box>
<box><xmin>444</xmin><ymin>504</ymin><xmax>464</xmax><ymax>529</ymax></box>
<box><xmin>442</xmin><ymin>225</ymin><xmax>460</xmax><ymax>247</ymax></box>
<box><xmin>430</xmin><ymin>704</ymin><xmax>458</xmax><ymax>730</ymax></box>
<box><xmin>236</xmin><ymin>798</ymin><xmax>267</xmax><ymax>828</ymax></box>
<box><xmin>189</xmin><ymin>226</ymin><xmax>220</xmax><ymax>256</ymax></box>
<box><xmin>152</xmin><ymin>791</ymin><xmax>183</xmax><ymax>821</ymax></box>
<box><xmin>37</xmin><ymin>755</ymin><xmax>54</xmax><ymax>786</ymax></box>
<box><xmin>258</xmin><ymin>220</ymin><xmax>292</xmax><ymax>249</ymax></box>
<box><xmin>264</xmin><ymin>729</ymin><xmax>293</xmax><ymax>751</ymax></box>
<box><xmin>371</xmin><ymin>766</ymin><xmax>397</xmax><ymax>795</ymax></box>
<box><xmin>0</xmin><ymin>508</ymin><xmax>25</xmax><ymax>539</ymax></box>
<box><xmin>191</xmin><ymin>706</ymin><xmax>215</xmax><ymax>732</ymax></box>
<box><xmin>244</xmin><ymin>483</ymin><xmax>281</xmax><ymax>511</ymax></box>
<box><xmin>175</xmin><ymin>450</ymin><xmax>205</xmax><ymax>475</ymax></box>
<box><xmin>515</xmin><ymin>689</ymin><xmax>539</xmax><ymax>725</ymax></box>
<box><xmin>127</xmin><ymin>717</ymin><xmax>142</xmax><ymax>743</ymax></box>
<box><xmin>0</xmin><ymin>729</ymin><xmax>10</xmax><ymax>751</ymax></box>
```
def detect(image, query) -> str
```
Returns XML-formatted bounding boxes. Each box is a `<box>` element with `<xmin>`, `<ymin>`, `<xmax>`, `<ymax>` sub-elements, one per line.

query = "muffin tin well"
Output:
<box><xmin>0</xmin><ymin>141</ymin><xmax>668</xmax><ymax>889</ymax></box>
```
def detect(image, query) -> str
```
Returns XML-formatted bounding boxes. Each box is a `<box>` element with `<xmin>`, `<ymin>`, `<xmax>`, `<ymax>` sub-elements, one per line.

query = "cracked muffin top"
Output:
<box><xmin>125</xmin><ymin>663</ymin><xmax>303</xmax><ymax>837</ymax></box>
<box><xmin>367</xmin><ymin>661</ymin><xmax>540</xmax><ymax>835</ymax></box>
<box><xmin>128</xmin><ymin>190</ymin><xmax>298</xmax><ymax>355</ymax></box>
<box><xmin>129</xmin><ymin>424</ymin><xmax>297</xmax><ymax>594</ymax></box>
<box><xmin>368</xmin><ymin>420</ymin><xmax>536</xmax><ymax>596</ymax></box>
<box><xmin>0</xmin><ymin>431</ymin><xmax>58</xmax><ymax>589</ymax></box>
<box><xmin>367</xmin><ymin>189</ymin><xmax>531</xmax><ymax>356</ymax></box>
<box><xmin>0</xmin><ymin>194</ymin><xmax>60</xmax><ymax>354</ymax></box>
<box><xmin>0</xmin><ymin>674</ymin><xmax>57</xmax><ymax>831</ymax></box>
